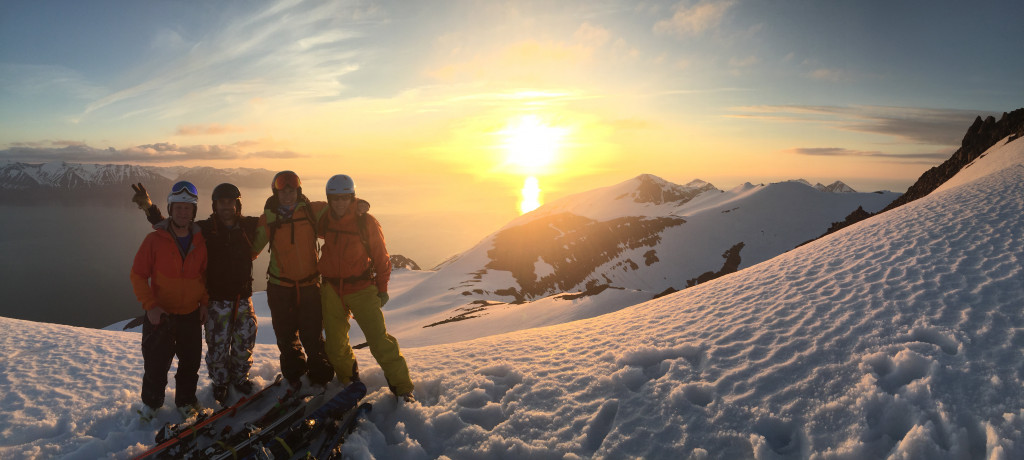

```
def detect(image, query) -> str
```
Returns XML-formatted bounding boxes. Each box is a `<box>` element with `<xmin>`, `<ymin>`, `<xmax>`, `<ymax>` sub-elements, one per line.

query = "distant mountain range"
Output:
<box><xmin>0</xmin><ymin>161</ymin><xmax>276</xmax><ymax>204</ymax></box>
<box><xmin>382</xmin><ymin>173</ymin><xmax>899</xmax><ymax>345</ymax></box>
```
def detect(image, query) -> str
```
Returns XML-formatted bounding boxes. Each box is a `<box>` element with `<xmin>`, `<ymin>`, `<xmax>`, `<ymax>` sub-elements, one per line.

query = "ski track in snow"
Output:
<box><xmin>1</xmin><ymin>139</ymin><xmax>1023</xmax><ymax>459</ymax></box>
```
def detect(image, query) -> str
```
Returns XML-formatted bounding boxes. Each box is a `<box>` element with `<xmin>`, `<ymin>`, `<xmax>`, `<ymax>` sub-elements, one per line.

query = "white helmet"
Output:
<box><xmin>326</xmin><ymin>174</ymin><xmax>355</xmax><ymax>195</ymax></box>
<box><xmin>167</xmin><ymin>181</ymin><xmax>199</xmax><ymax>219</ymax></box>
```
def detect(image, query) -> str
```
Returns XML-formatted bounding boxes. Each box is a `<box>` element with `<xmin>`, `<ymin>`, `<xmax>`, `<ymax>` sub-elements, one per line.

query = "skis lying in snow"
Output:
<box><xmin>201</xmin><ymin>384</ymin><xmax>333</xmax><ymax>460</ymax></box>
<box><xmin>314</xmin><ymin>402</ymin><xmax>373</xmax><ymax>460</ymax></box>
<box><xmin>250</xmin><ymin>381</ymin><xmax>369</xmax><ymax>459</ymax></box>
<box><xmin>132</xmin><ymin>374</ymin><xmax>284</xmax><ymax>460</ymax></box>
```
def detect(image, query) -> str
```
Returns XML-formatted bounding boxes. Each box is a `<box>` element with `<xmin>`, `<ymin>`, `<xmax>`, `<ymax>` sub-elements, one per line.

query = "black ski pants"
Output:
<box><xmin>267</xmin><ymin>283</ymin><xmax>334</xmax><ymax>386</ymax></box>
<box><xmin>141</xmin><ymin>308</ymin><xmax>202</xmax><ymax>409</ymax></box>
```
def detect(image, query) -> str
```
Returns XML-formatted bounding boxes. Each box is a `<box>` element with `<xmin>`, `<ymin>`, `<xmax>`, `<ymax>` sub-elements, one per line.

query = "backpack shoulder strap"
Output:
<box><xmin>357</xmin><ymin>213</ymin><xmax>374</xmax><ymax>266</ymax></box>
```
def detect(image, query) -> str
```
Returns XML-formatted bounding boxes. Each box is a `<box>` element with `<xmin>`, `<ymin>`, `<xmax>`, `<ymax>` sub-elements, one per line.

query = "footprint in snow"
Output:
<box><xmin>751</xmin><ymin>417</ymin><xmax>804</xmax><ymax>458</ymax></box>
<box><xmin>904</xmin><ymin>327</ymin><xmax>960</xmax><ymax>355</ymax></box>
<box><xmin>452</xmin><ymin>364</ymin><xmax>523</xmax><ymax>431</ymax></box>
<box><xmin>582</xmin><ymin>399</ymin><xmax>618</xmax><ymax>453</ymax></box>
<box><xmin>863</xmin><ymin>350</ymin><xmax>934</xmax><ymax>394</ymax></box>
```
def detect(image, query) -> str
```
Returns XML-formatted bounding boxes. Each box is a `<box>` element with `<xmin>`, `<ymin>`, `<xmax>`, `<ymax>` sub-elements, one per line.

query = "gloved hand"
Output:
<box><xmin>146</xmin><ymin>306</ymin><xmax>167</xmax><ymax>325</ymax></box>
<box><xmin>131</xmin><ymin>183</ymin><xmax>153</xmax><ymax>209</ymax></box>
<box><xmin>357</xmin><ymin>199</ymin><xmax>370</xmax><ymax>216</ymax></box>
<box><xmin>377</xmin><ymin>292</ymin><xmax>389</xmax><ymax>306</ymax></box>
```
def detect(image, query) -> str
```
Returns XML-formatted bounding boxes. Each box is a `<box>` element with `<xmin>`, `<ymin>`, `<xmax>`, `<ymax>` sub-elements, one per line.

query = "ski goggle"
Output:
<box><xmin>273</xmin><ymin>171</ymin><xmax>301</xmax><ymax>191</ymax></box>
<box><xmin>170</xmin><ymin>181</ymin><xmax>199</xmax><ymax>199</ymax></box>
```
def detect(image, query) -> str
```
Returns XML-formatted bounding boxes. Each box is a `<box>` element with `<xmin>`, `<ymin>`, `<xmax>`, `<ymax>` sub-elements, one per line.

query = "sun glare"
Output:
<box><xmin>501</xmin><ymin>115</ymin><xmax>567</xmax><ymax>172</ymax></box>
<box><xmin>519</xmin><ymin>176</ymin><xmax>541</xmax><ymax>214</ymax></box>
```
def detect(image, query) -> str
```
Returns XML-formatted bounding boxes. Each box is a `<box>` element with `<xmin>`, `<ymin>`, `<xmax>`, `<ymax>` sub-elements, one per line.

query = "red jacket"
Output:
<box><xmin>130</xmin><ymin>221</ymin><xmax>209</xmax><ymax>314</ymax></box>
<box><xmin>317</xmin><ymin>204</ymin><xmax>391</xmax><ymax>296</ymax></box>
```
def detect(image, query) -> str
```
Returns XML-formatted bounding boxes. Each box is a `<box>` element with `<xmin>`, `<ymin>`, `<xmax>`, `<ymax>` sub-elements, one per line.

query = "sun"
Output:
<box><xmin>500</xmin><ymin>115</ymin><xmax>567</xmax><ymax>172</ymax></box>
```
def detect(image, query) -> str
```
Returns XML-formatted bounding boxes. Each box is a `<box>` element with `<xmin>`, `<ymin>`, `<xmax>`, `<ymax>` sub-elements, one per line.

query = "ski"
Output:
<box><xmin>156</xmin><ymin>374</ymin><xmax>284</xmax><ymax>444</ymax></box>
<box><xmin>249</xmin><ymin>381</ymin><xmax>368</xmax><ymax>459</ymax></box>
<box><xmin>202</xmin><ymin>388</ymin><xmax>328</xmax><ymax>460</ymax></box>
<box><xmin>316</xmin><ymin>402</ymin><xmax>372</xmax><ymax>460</ymax></box>
<box><xmin>132</xmin><ymin>374</ymin><xmax>284</xmax><ymax>460</ymax></box>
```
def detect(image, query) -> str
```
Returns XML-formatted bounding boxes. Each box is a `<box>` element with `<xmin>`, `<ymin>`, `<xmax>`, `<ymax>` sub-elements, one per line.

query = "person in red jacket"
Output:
<box><xmin>318</xmin><ymin>174</ymin><xmax>414</xmax><ymax>402</ymax></box>
<box><xmin>130</xmin><ymin>181</ymin><xmax>210</xmax><ymax>422</ymax></box>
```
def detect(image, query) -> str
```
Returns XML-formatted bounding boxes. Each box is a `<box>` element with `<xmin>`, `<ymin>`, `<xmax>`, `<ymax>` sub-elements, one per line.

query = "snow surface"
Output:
<box><xmin>2</xmin><ymin>137</ymin><xmax>1023</xmax><ymax>459</ymax></box>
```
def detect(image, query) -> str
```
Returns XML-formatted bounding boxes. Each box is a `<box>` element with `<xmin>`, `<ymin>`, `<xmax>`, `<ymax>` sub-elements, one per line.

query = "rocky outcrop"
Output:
<box><xmin>686</xmin><ymin>242</ymin><xmax>745</xmax><ymax>287</ymax></box>
<box><xmin>624</xmin><ymin>174</ymin><xmax>718</xmax><ymax>205</ymax></box>
<box><xmin>811</xmin><ymin>107</ymin><xmax>1024</xmax><ymax>239</ymax></box>
<box><xmin>484</xmin><ymin>212</ymin><xmax>687</xmax><ymax>300</ymax></box>
<box><xmin>882</xmin><ymin>108</ymin><xmax>1024</xmax><ymax>212</ymax></box>
<box><xmin>390</xmin><ymin>254</ymin><xmax>421</xmax><ymax>271</ymax></box>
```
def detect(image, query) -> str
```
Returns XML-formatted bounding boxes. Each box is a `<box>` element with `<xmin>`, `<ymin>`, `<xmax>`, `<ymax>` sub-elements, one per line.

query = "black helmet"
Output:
<box><xmin>211</xmin><ymin>183</ymin><xmax>242</xmax><ymax>213</ymax></box>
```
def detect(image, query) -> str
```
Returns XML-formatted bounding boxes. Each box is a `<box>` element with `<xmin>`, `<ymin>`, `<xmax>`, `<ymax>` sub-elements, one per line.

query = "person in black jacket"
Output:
<box><xmin>133</xmin><ymin>182</ymin><xmax>259</xmax><ymax>406</ymax></box>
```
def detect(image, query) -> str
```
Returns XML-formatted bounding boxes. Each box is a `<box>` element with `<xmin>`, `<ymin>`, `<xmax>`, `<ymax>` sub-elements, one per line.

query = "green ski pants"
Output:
<box><xmin>321</xmin><ymin>284</ymin><xmax>414</xmax><ymax>395</ymax></box>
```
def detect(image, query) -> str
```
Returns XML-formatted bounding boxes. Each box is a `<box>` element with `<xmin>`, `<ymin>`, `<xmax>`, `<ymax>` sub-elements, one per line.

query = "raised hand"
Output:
<box><xmin>131</xmin><ymin>183</ymin><xmax>153</xmax><ymax>209</ymax></box>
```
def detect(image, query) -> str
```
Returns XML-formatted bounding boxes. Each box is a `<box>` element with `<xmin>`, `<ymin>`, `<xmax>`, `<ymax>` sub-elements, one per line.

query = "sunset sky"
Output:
<box><xmin>2</xmin><ymin>0</ymin><xmax>1021</xmax><ymax>264</ymax></box>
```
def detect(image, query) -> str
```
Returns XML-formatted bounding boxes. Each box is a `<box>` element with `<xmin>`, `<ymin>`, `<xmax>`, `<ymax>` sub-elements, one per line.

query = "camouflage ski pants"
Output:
<box><xmin>204</xmin><ymin>297</ymin><xmax>257</xmax><ymax>387</ymax></box>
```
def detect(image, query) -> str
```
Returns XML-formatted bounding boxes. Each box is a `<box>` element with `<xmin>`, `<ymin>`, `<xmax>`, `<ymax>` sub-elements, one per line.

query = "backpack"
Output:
<box><xmin>318</xmin><ymin>210</ymin><xmax>376</xmax><ymax>283</ymax></box>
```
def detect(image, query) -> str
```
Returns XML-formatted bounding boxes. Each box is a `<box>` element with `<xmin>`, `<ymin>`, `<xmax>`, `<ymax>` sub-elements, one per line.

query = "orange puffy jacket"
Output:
<box><xmin>317</xmin><ymin>204</ymin><xmax>391</xmax><ymax>297</ymax></box>
<box><xmin>130</xmin><ymin>221</ymin><xmax>209</xmax><ymax>314</ymax></box>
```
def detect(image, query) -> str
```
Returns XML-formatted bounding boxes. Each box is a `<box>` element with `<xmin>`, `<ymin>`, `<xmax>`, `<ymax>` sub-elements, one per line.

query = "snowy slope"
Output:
<box><xmin>380</xmin><ymin>174</ymin><xmax>898</xmax><ymax>347</ymax></box>
<box><xmin>2</xmin><ymin>136</ymin><xmax>1022</xmax><ymax>459</ymax></box>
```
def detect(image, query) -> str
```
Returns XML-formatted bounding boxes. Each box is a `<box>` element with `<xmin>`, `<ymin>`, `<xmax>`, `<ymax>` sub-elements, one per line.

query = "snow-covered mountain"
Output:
<box><xmin>815</xmin><ymin>180</ymin><xmax>857</xmax><ymax>193</ymax></box>
<box><xmin>0</xmin><ymin>161</ymin><xmax>275</xmax><ymax>198</ymax></box>
<box><xmin>382</xmin><ymin>173</ymin><xmax>899</xmax><ymax>346</ymax></box>
<box><xmin>3</xmin><ymin>134</ymin><xmax>1022</xmax><ymax>459</ymax></box>
<box><xmin>0</xmin><ymin>161</ymin><xmax>168</xmax><ymax>191</ymax></box>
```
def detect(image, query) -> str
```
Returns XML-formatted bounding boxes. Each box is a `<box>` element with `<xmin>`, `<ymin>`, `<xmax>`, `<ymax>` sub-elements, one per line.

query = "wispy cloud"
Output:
<box><xmin>79</xmin><ymin>0</ymin><xmax>379</xmax><ymax>121</ymax></box>
<box><xmin>653</xmin><ymin>0</ymin><xmax>736</xmax><ymax>37</ymax></box>
<box><xmin>807</xmin><ymin>68</ymin><xmax>849</xmax><ymax>82</ymax></box>
<box><xmin>0</xmin><ymin>63</ymin><xmax>106</xmax><ymax>100</ymax></box>
<box><xmin>730</xmin><ymin>105</ymin><xmax>993</xmax><ymax>145</ymax></box>
<box><xmin>0</xmin><ymin>141</ymin><xmax>304</xmax><ymax>164</ymax></box>
<box><xmin>786</xmin><ymin>147</ymin><xmax>949</xmax><ymax>163</ymax></box>
<box><xmin>175</xmin><ymin>123</ymin><xmax>248</xmax><ymax>136</ymax></box>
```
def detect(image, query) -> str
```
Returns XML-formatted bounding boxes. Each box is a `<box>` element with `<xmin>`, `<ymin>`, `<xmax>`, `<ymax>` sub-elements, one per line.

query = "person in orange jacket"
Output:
<box><xmin>318</xmin><ymin>174</ymin><xmax>414</xmax><ymax>402</ymax></box>
<box><xmin>130</xmin><ymin>181</ymin><xmax>210</xmax><ymax>422</ymax></box>
<box><xmin>250</xmin><ymin>171</ymin><xmax>337</xmax><ymax>392</ymax></box>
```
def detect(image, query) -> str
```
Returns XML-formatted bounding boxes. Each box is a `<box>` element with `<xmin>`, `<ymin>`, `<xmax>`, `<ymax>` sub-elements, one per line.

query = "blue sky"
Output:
<box><xmin>1</xmin><ymin>0</ymin><xmax>1022</xmax><ymax>210</ymax></box>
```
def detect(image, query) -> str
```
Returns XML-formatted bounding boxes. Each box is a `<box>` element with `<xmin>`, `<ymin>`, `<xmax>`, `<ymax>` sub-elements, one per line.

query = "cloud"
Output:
<box><xmin>730</xmin><ymin>105</ymin><xmax>993</xmax><ymax>145</ymax></box>
<box><xmin>573</xmin><ymin>22</ymin><xmax>611</xmax><ymax>48</ymax></box>
<box><xmin>0</xmin><ymin>63</ymin><xmax>106</xmax><ymax>100</ymax></box>
<box><xmin>654</xmin><ymin>1</ymin><xmax>736</xmax><ymax>37</ymax></box>
<box><xmin>77</xmin><ymin>1</ymin><xmax>377</xmax><ymax>122</ymax></box>
<box><xmin>0</xmin><ymin>141</ymin><xmax>305</xmax><ymax>164</ymax></box>
<box><xmin>786</xmin><ymin>147</ymin><xmax>949</xmax><ymax>162</ymax></box>
<box><xmin>426</xmin><ymin>37</ymin><xmax>604</xmax><ymax>83</ymax></box>
<box><xmin>175</xmin><ymin>123</ymin><xmax>248</xmax><ymax>136</ymax></box>
<box><xmin>808</xmin><ymin>68</ymin><xmax>849</xmax><ymax>82</ymax></box>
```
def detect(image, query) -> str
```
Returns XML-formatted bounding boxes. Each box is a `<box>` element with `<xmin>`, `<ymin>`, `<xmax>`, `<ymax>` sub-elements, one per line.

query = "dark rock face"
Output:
<box><xmin>812</xmin><ymin>107</ymin><xmax>1024</xmax><ymax>239</ymax></box>
<box><xmin>484</xmin><ymin>212</ymin><xmax>687</xmax><ymax>300</ymax></box>
<box><xmin>686</xmin><ymin>242</ymin><xmax>745</xmax><ymax>287</ymax></box>
<box><xmin>390</xmin><ymin>254</ymin><xmax>421</xmax><ymax>271</ymax></box>
<box><xmin>883</xmin><ymin>108</ymin><xmax>1024</xmax><ymax>212</ymax></box>
<box><xmin>821</xmin><ymin>206</ymin><xmax>872</xmax><ymax>237</ymax></box>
